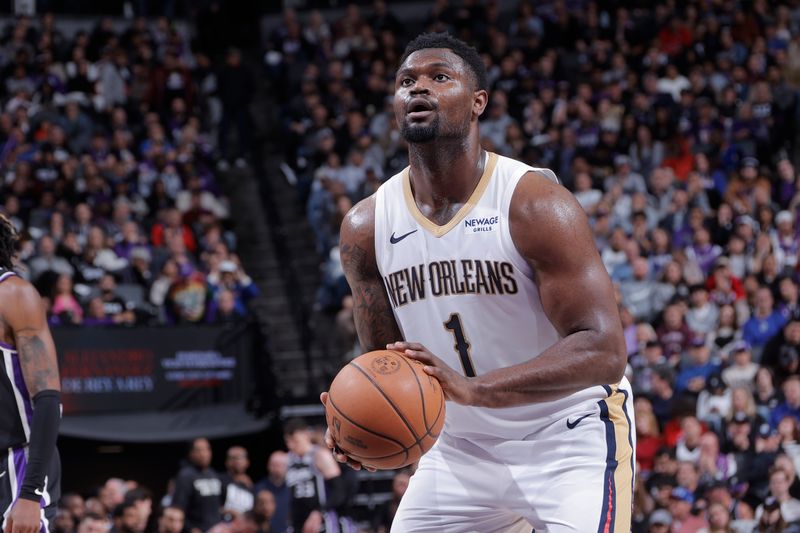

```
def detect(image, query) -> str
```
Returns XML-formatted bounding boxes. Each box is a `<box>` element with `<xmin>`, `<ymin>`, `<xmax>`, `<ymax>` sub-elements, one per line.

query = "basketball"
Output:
<box><xmin>325</xmin><ymin>350</ymin><xmax>446</xmax><ymax>470</ymax></box>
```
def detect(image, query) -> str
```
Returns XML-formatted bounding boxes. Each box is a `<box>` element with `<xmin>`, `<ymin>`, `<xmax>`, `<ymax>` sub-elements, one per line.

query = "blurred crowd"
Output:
<box><xmin>0</xmin><ymin>14</ymin><xmax>259</xmax><ymax>326</ymax></box>
<box><xmin>266</xmin><ymin>0</ymin><xmax>800</xmax><ymax>530</ymax></box>
<box><xmin>54</xmin><ymin>425</ymin><xmax>405</xmax><ymax>533</ymax></box>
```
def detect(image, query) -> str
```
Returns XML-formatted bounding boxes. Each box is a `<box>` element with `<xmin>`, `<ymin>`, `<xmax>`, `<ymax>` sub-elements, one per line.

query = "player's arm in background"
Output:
<box><xmin>300</xmin><ymin>448</ymin><xmax>347</xmax><ymax>532</ymax></box>
<box><xmin>399</xmin><ymin>172</ymin><xmax>626</xmax><ymax>407</ymax></box>
<box><xmin>321</xmin><ymin>195</ymin><xmax>403</xmax><ymax>469</ymax></box>
<box><xmin>1</xmin><ymin>278</ymin><xmax>61</xmax><ymax>533</ymax></box>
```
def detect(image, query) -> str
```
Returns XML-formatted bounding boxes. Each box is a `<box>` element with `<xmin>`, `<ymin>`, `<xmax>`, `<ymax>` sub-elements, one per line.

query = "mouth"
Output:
<box><xmin>407</xmin><ymin>98</ymin><xmax>435</xmax><ymax>119</ymax></box>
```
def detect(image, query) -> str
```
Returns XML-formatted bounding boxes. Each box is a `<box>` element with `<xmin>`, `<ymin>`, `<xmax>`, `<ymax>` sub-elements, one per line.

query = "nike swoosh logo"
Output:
<box><xmin>390</xmin><ymin>230</ymin><xmax>418</xmax><ymax>244</ymax></box>
<box><xmin>566</xmin><ymin>413</ymin><xmax>592</xmax><ymax>429</ymax></box>
<box><xmin>0</xmin><ymin>471</ymin><xmax>5</xmax><ymax>479</ymax></box>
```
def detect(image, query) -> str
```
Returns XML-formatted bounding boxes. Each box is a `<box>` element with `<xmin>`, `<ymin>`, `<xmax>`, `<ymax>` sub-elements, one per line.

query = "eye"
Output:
<box><xmin>434</xmin><ymin>73</ymin><xmax>450</xmax><ymax>82</ymax></box>
<box><xmin>400</xmin><ymin>78</ymin><xmax>414</xmax><ymax>87</ymax></box>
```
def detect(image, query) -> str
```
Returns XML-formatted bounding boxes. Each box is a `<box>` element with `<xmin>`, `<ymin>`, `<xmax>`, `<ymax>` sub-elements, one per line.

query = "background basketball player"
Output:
<box><xmin>321</xmin><ymin>33</ymin><xmax>635</xmax><ymax>532</ymax></box>
<box><xmin>0</xmin><ymin>214</ymin><xmax>62</xmax><ymax>533</ymax></box>
<box><xmin>283</xmin><ymin>419</ymin><xmax>354</xmax><ymax>533</ymax></box>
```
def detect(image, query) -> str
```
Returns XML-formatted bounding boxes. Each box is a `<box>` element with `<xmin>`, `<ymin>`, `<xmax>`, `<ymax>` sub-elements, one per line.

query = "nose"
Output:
<box><xmin>410</xmin><ymin>78</ymin><xmax>431</xmax><ymax>94</ymax></box>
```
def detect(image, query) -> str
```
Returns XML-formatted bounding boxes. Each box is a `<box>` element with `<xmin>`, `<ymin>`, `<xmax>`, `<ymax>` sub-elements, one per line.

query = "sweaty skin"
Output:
<box><xmin>322</xmin><ymin>47</ymin><xmax>626</xmax><ymax>468</ymax></box>
<box><xmin>0</xmin><ymin>276</ymin><xmax>60</xmax><ymax>533</ymax></box>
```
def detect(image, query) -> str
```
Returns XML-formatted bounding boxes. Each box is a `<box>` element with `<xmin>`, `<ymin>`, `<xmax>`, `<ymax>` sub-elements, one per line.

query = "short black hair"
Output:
<box><xmin>0</xmin><ymin>214</ymin><xmax>17</xmax><ymax>270</ymax></box>
<box><xmin>400</xmin><ymin>32</ymin><xmax>488</xmax><ymax>91</ymax></box>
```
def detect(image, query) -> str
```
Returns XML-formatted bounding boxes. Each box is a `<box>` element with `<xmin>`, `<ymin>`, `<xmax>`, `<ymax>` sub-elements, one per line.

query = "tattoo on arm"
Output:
<box><xmin>17</xmin><ymin>331</ymin><xmax>59</xmax><ymax>395</ymax></box>
<box><xmin>340</xmin><ymin>242</ymin><xmax>402</xmax><ymax>352</ymax></box>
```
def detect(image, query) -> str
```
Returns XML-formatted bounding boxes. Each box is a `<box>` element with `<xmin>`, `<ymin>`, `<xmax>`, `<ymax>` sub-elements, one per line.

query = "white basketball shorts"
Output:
<box><xmin>391</xmin><ymin>382</ymin><xmax>635</xmax><ymax>532</ymax></box>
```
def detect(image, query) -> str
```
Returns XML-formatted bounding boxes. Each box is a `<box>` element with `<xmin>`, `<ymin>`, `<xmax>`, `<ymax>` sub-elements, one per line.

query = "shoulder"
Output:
<box><xmin>509</xmin><ymin>170</ymin><xmax>580</xmax><ymax>221</ymax></box>
<box><xmin>508</xmin><ymin>171</ymin><xmax>590</xmax><ymax>261</ymax></box>
<box><xmin>340</xmin><ymin>194</ymin><xmax>379</xmax><ymax>278</ymax></box>
<box><xmin>341</xmin><ymin>193</ymin><xmax>377</xmax><ymax>240</ymax></box>
<box><xmin>0</xmin><ymin>275</ymin><xmax>41</xmax><ymax>306</ymax></box>
<box><xmin>176</xmin><ymin>466</ymin><xmax>196</xmax><ymax>480</ymax></box>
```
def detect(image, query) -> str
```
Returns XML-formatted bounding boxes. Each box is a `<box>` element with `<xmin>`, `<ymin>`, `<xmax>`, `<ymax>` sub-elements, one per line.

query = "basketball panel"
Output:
<box><xmin>351</xmin><ymin>351</ymin><xmax>431</xmax><ymax>440</ymax></box>
<box><xmin>325</xmin><ymin>396</ymin><xmax>408</xmax><ymax>464</ymax></box>
<box><xmin>329</xmin><ymin>361</ymin><xmax>419</xmax><ymax>444</ymax></box>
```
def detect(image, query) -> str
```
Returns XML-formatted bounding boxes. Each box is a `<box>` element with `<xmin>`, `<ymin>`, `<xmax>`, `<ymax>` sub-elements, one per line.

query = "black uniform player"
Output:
<box><xmin>283</xmin><ymin>420</ymin><xmax>354</xmax><ymax>533</ymax></box>
<box><xmin>0</xmin><ymin>214</ymin><xmax>62</xmax><ymax>533</ymax></box>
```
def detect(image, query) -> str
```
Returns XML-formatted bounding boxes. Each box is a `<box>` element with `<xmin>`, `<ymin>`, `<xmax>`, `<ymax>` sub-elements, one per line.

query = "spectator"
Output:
<box><xmin>251</xmin><ymin>491</ymin><xmax>276</xmax><ymax>533</ymax></box>
<box><xmin>658</xmin><ymin>304</ymin><xmax>694</xmax><ymax>360</ymax></box>
<box><xmin>647</xmin><ymin>509</ymin><xmax>672</xmax><ymax>532</ymax></box>
<box><xmin>111</xmin><ymin>500</ymin><xmax>146</xmax><ymax>533</ymax></box>
<box><xmin>676</xmin><ymin>340</ymin><xmax>719</xmax><ymax>397</ymax></box>
<box><xmin>669</xmin><ymin>486</ymin><xmax>708</xmax><ymax>531</ymax></box>
<box><xmin>77</xmin><ymin>514</ymin><xmax>111</xmax><ymax>533</ymax></box>
<box><xmin>374</xmin><ymin>470</ymin><xmax>411</xmax><ymax>533</ymax></box>
<box><xmin>743</xmin><ymin>288</ymin><xmax>787</xmax><ymax>357</ymax></box>
<box><xmin>686</xmin><ymin>285</ymin><xmax>719</xmax><ymax>336</ymax></box>
<box><xmin>83</xmin><ymin>296</ymin><xmax>116</xmax><ymax>326</ymax></box>
<box><xmin>253</xmin><ymin>451</ymin><xmax>289</xmax><ymax>533</ymax></box>
<box><xmin>61</xmin><ymin>493</ymin><xmax>86</xmax><ymax>525</ymax></box>
<box><xmin>97</xmin><ymin>273</ymin><xmax>135</xmax><ymax>324</ymax></box>
<box><xmin>206</xmin><ymin>289</ymin><xmax>246</xmax><ymax>324</ymax></box>
<box><xmin>755</xmin><ymin>368</ymin><xmax>781</xmax><ymax>422</ymax></box>
<box><xmin>771</xmin><ymin>376</ymin><xmax>800</xmax><ymax>430</ymax></box>
<box><xmin>157</xmin><ymin>507</ymin><xmax>185</xmax><ymax>533</ymax></box>
<box><xmin>217</xmin><ymin>48</ymin><xmax>254</xmax><ymax>167</ymax></box>
<box><xmin>754</xmin><ymin>469</ymin><xmax>800</xmax><ymax>523</ymax></box>
<box><xmin>697</xmin><ymin>433</ymin><xmax>737</xmax><ymax>487</ymax></box>
<box><xmin>696</xmin><ymin>374</ymin><xmax>731</xmax><ymax>432</ymax></box>
<box><xmin>206</xmin><ymin>261</ymin><xmax>259</xmax><ymax>319</ymax></box>
<box><xmin>51</xmin><ymin>274</ymin><xmax>83</xmax><ymax>325</ymax></box>
<box><xmin>676</xmin><ymin>417</ymin><xmax>704</xmax><ymax>463</ymax></box>
<box><xmin>621</xmin><ymin>258</ymin><xmax>668</xmax><ymax>322</ymax></box>
<box><xmin>722</xmin><ymin>341</ymin><xmax>760</xmax><ymax>390</ymax></box>
<box><xmin>701</xmin><ymin>501</ymin><xmax>735</xmax><ymax>533</ymax></box>
<box><xmin>651</xmin><ymin>365</ymin><xmax>678</xmax><ymax>427</ymax></box>
<box><xmin>28</xmin><ymin>234</ymin><xmax>74</xmax><ymax>281</ymax></box>
<box><xmin>172</xmin><ymin>438</ymin><xmax>224</xmax><ymax>533</ymax></box>
<box><xmin>637</xmin><ymin>406</ymin><xmax>665</xmax><ymax>474</ymax></box>
<box><xmin>222</xmin><ymin>446</ymin><xmax>254</xmax><ymax>518</ymax></box>
<box><xmin>709</xmin><ymin>304</ymin><xmax>740</xmax><ymax>356</ymax></box>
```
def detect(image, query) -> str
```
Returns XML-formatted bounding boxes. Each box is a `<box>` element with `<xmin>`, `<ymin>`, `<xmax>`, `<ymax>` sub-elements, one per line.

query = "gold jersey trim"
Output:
<box><xmin>402</xmin><ymin>152</ymin><xmax>499</xmax><ymax>238</ymax></box>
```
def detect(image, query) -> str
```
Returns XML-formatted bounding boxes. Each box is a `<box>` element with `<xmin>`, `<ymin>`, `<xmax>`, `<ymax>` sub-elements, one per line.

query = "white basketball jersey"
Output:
<box><xmin>374</xmin><ymin>152</ymin><xmax>613</xmax><ymax>441</ymax></box>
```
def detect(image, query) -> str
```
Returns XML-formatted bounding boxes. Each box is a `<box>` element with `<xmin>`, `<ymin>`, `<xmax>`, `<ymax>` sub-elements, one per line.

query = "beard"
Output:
<box><xmin>400</xmin><ymin>116</ymin><xmax>440</xmax><ymax>143</ymax></box>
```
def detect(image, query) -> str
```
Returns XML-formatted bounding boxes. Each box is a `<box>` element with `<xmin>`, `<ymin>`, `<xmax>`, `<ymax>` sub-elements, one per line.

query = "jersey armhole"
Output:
<box><xmin>0</xmin><ymin>271</ymin><xmax>17</xmax><ymax>284</ymax></box>
<box><xmin>499</xmin><ymin>168</ymin><xmax>538</xmax><ymax>281</ymax></box>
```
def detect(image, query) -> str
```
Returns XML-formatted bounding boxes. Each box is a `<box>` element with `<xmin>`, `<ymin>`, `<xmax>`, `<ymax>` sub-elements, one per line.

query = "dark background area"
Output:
<box><xmin>58</xmin><ymin>427</ymin><xmax>284</xmax><ymax>495</ymax></box>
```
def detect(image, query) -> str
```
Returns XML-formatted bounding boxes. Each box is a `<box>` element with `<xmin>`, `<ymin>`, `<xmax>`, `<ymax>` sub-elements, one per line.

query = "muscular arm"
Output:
<box><xmin>339</xmin><ymin>195</ymin><xmax>403</xmax><ymax>352</ymax></box>
<box><xmin>3</xmin><ymin>278</ymin><xmax>60</xmax><ymax>395</ymax></box>
<box><xmin>1</xmin><ymin>278</ymin><xmax>60</xmax><ymax>519</ymax></box>
<box><xmin>472</xmin><ymin>172</ymin><xmax>626</xmax><ymax>408</ymax></box>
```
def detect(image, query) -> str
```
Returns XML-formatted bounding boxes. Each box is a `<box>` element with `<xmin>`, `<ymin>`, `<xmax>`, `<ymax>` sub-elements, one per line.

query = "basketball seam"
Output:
<box><xmin>328</xmin><ymin>394</ymin><xmax>410</xmax><ymax>464</ymax></box>
<box><xmin>350</xmin><ymin>360</ymin><xmax>423</xmax><ymax>443</ymax></box>
<box><xmin>398</xmin><ymin>356</ymin><xmax>429</xmax><ymax>431</ymax></box>
<box><xmin>396</xmin><ymin>356</ymin><xmax>436</xmax><ymax>458</ymax></box>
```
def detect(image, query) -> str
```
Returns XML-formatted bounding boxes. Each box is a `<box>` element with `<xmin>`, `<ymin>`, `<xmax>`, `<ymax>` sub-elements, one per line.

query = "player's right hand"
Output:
<box><xmin>319</xmin><ymin>392</ymin><xmax>376</xmax><ymax>472</ymax></box>
<box><xmin>5</xmin><ymin>498</ymin><xmax>41</xmax><ymax>533</ymax></box>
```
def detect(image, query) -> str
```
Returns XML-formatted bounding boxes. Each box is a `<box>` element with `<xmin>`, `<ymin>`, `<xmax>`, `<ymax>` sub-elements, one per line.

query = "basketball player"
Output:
<box><xmin>0</xmin><ymin>214</ymin><xmax>62</xmax><ymax>533</ymax></box>
<box><xmin>320</xmin><ymin>33</ymin><xmax>635</xmax><ymax>532</ymax></box>
<box><xmin>283</xmin><ymin>420</ymin><xmax>355</xmax><ymax>533</ymax></box>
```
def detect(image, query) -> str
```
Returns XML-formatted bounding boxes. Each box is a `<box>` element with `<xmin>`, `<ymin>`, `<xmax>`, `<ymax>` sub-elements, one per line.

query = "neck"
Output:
<box><xmin>407</xmin><ymin>134</ymin><xmax>484</xmax><ymax>210</ymax></box>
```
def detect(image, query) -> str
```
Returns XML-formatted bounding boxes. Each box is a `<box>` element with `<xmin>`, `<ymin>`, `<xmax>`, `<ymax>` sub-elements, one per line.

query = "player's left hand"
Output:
<box><xmin>389</xmin><ymin>342</ymin><xmax>478</xmax><ymax>406</ymax></box>
<box><xmin>5</xmin><ymin>498</ymin><xmax>41</xmax><ymax>533</ymax></box>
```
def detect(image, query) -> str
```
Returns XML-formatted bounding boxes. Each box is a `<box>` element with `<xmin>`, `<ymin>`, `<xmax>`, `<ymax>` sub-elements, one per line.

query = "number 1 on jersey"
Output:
<box><xmin>444</xmin><ymin>313</ymin><xmax>476</xmax><ymax>377</ymax></box>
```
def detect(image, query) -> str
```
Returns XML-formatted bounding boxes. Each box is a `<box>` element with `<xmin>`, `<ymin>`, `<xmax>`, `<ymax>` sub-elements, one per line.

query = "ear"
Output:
<box><xmin>473</xmin><ymin>89</ymin><xmax>488</xmax><ymax>119</ymax></box>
